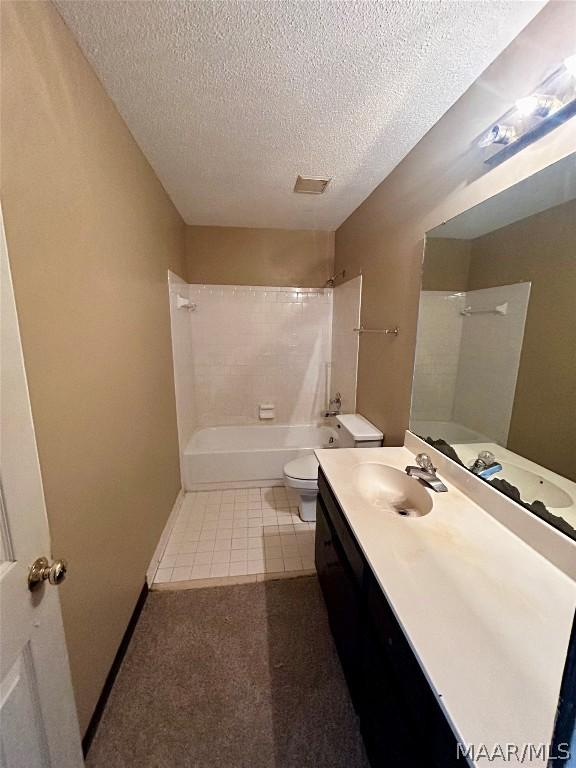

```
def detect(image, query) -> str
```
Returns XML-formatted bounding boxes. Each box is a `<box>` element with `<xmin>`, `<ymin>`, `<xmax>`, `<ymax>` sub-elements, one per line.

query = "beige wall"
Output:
<box><xmin>335</xmin><ymin>1</ymin><xmax>576</xmax><ymax>445</ymax></box>
<box><xmin>467</xmin><ymin>201</ymin><xmax>576</xmax><ymax>481</ymax></box>
<box><xmin>1</xmin><ymin>1</ymin><xmax>185</xmax><ymax>733</ymax></box>
<box><xmin>422</xmin><ymin>238</ymin><xmax>471</xmax><ymax>291</ymax></box>
<box><xmin>185</xmin><ymin>225</ymin><xmax>334</xmax><ymax>286</ymax></box>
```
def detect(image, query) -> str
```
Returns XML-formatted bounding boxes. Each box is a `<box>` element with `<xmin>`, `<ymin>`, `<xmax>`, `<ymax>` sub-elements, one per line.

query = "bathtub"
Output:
<box><xmin>409</xmin><ymin>419</ymin><xmax>490</xmax><ymax>444</ymax></box>
<box><xmin>183</xmin><ymin>424</ymin><xmax>338</xmax><ymax>489</ymax></box>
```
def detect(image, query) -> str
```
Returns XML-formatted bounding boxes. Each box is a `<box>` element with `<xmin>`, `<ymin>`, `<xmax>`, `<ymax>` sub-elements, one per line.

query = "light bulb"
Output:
<box><xmin>564</xmin><ymin>54</ymin><xmax>576</xmax><ymax>77</ymax></box>
<box><xmin>516</xmin><ymin>96</ymin><xmax>539</xmax><ymax>117</ymax></box>
<box><xmin>478</xmin><ymin>123</ymin><xmax>516</xmax><ymax>148</ymax></box>
<box><xmin>516</xmin><ymin>94</ymin><xmax>561</xmax><ymax>118</ymax></box>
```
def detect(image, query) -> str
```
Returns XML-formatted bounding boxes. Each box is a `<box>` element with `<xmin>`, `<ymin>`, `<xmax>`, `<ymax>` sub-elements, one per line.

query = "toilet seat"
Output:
<box><xmin>284</xmin><ymin>455</ymin><xmax>319</xmax><ymax>483</ymax></box>
<box><xmin>283</xmin><ymin>455</ymin><xmax>319</xmax><ymax>495</ymax></box>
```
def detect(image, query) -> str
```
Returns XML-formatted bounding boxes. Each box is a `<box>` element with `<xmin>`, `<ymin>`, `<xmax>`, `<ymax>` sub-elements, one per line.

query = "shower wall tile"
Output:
<box><xmin>187</xmin><ymin>284</ymin><xmax>333</xmax><ymax>427</ymax></box>
<box><xmin>453</xmin><ymin>282</ymin><xmax>531</xmax><ymax>445</ymax></box>
<box><xmin>330</xmin><ymin>276</ymin><xmax>361</xmax><ymax>413</ymax></box>
<box><xmin>413</xmin><ymin>284</ymin><xmax>531</xmax><ymax>447</ymax></box>
<box><xmin>412</xmin><ymin>291</ymin><xmax>465</xmax><ymax>421</ymax></box>
<box><xmin>168</xmin><ymin>271</ymin><xmax>197</xmax><ymax>467</ymax></box>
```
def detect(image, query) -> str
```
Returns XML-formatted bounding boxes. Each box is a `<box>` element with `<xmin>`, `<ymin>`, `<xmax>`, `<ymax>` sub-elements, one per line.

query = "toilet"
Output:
<box><xmin>283</xmin><ymin>414</ymin><xmax>384</xmax><ymax>522</ymax></box>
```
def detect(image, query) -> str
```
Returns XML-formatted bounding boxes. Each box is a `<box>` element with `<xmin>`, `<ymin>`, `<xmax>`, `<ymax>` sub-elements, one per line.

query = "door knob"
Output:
<box><xmin>28</xmin><ymin>557</ymin><xmax>68</xmax><ymax>591</ymax></box>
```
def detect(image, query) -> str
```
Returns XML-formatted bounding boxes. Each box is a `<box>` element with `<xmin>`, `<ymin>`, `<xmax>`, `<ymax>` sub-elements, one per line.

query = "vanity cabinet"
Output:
<box><xmin>316</xmin><ymin>470</ymin><xmax>465</xmax><ymax>768</ymax></box>
<box><xmin>315</xmin><ymin>494</ymin><xmax>363</xmax><ymax>705</ymax></box>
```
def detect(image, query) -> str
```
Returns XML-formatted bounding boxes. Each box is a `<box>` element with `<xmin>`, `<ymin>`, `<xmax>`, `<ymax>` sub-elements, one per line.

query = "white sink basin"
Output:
<box><xmin>452</xmin><ymin>442</ymin><xmax>574</xmax><ymax>511</ymax></box>
<box><xmin>495</xmin><ymin>463</ymin><xmax>573</xmax><ymax>509</ymax></box>
<box><xmin>352</xmin><ymin>463</ymin><xmax>433</xmax><ymax>518</ymax></box>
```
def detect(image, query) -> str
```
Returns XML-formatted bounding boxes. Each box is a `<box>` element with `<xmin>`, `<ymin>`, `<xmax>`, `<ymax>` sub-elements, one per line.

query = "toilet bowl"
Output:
<box><xmin>284</xmin><ymin>414</ymin><xmax>383</xmax><ymax>522</ymax></box>
<box><xmin>283</xmin><ymin>455</ymin><xmax>320</xmax><ymax>522</ymax></box>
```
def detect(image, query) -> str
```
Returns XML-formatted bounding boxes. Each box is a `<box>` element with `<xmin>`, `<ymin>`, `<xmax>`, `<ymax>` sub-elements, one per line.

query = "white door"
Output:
<box><xmin>0</xmin><ymin>206</ymin><xmax>83</xmax><ymax>767</ymax></box>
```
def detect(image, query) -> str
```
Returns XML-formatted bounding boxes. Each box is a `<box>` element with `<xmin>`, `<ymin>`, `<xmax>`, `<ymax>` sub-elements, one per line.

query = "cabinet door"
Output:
<box><xmin>315</xmin><ymin>496</ymin><xmax>363</xmax><ymax>707</ymax></box>
<box><xmin>319</xmin><ymin>472</ymin><xmax>364</xmax><ymax>587</ymax></box>
<box><xmin>360</xmin><ymin>624</ymin><xmax>423</xmax><ymax>768</ymax></box>
<box><xmin>363</xmin><ymin>571</ymin><xmax>465</xmax><ymax>768</ymax></box>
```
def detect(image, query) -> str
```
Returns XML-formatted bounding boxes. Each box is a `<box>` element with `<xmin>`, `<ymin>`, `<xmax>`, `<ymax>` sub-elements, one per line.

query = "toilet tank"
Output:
<box><xmin>335</xmin><ymin>414</ymin><xmax>384</xmax><ymax>448</ymax></box>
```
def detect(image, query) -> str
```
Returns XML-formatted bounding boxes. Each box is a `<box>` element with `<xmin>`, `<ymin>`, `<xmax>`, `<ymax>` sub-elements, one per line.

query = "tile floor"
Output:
<box><xmin>154</xmin><ymin>486</ymin><xmax>316</xmax><ymax>585</ymax></box>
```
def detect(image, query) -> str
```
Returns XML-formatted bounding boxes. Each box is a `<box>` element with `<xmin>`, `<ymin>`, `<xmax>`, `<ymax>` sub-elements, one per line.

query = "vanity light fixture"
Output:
<box><xmin>564</xmin><ymin>54</ymin><xmax>576</xmax><ymax>78</ymax></box>
<box><xmin>479</xmin><ymin>52</ymin><xmax>576</xmax><ymax>166</ymax></box>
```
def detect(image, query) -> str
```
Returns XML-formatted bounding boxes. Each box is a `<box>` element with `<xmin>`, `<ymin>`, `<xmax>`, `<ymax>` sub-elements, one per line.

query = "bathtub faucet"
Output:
<box><xmin>324</xmin><ymin>392</ymin><xmax>342</xmax><ymax>418</ymax></box>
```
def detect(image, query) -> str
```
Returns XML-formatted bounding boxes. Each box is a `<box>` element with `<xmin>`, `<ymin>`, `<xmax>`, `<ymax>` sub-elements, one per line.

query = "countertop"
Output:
<box><xmin>315</xmin><ymin>446</ymin><xmax>576</xmax><ymax>768</ymax></box>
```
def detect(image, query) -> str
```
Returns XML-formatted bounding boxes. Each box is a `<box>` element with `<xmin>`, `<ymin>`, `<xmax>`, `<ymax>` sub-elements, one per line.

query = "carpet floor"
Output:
<box><xmin>87</xmin><ymin>576</ymin><xmax>370</xmax><ymax>768</ymax></box>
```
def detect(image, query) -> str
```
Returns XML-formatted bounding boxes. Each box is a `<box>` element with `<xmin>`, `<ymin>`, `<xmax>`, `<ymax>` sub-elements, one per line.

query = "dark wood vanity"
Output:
<box><xmin>315</xmin><ymin>469</ymin><xmax>467</xmax><ymax>767</ymax></box>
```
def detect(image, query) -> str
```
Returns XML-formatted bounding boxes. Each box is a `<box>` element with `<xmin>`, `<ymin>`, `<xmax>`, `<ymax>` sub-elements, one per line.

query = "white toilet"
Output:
<box><xmin>283</xmin><ymin>414</ymin><xmax>384</xmax><ymax>522</ymax></box>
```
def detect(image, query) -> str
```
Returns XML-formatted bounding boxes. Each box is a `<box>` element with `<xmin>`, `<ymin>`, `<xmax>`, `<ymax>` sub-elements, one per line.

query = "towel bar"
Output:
<box><xmin>353</xmin><ymin>326</ymin><xmax>399</xmax><ymax>336</ymax></box>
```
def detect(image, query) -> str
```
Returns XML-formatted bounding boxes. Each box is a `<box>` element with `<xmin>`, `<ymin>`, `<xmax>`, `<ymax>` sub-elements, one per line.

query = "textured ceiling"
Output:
<box><xmin>55</xmin><ymin>0</ymin><xmax>546</xmax><ymax>230</ymax></box>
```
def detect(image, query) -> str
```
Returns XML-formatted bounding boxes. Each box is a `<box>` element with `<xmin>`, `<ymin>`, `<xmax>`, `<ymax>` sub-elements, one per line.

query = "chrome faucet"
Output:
<box><xmin>324</xmin><ymin>392</ymin><xmax>342</xmax><ymax>418</ymax></box>
<box><xmin>470</xmin><ymin>450</ymin><xmax>496</xmax><ymax>475</ymax></box>
<box><xmin>405</xmin><ymin>453</ymin><xmax>448</xmax><ymax>493</ymax></box>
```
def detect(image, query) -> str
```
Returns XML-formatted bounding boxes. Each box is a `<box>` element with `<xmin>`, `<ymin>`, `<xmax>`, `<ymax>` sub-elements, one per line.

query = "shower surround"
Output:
<box><xmin>168</xmin><ymin>274</ymin><xmax>337</xmax><ymax>487</ymax></box>
<box><xmin>412</xmin><ymin>282</ymin><xmax>531</xmax><ymax>445</ymax></box>
<box><xmin>188</xmin><ymin>283</ymin><xmax>333</xmax><ymax>426</ymax></box>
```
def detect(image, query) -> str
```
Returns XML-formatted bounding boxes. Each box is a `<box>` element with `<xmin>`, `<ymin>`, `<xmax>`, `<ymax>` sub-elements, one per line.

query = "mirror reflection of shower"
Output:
<box><xmin>410</xmin><ymin>154</ymin><xmax>576</xmax><ymax>541</ymax></box>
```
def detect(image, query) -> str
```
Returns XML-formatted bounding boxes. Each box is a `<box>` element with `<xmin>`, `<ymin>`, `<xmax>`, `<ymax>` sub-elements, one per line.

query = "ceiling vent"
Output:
<box><xmin>293</xmin><ymin>175</ymin><xmax>331</xmax><ymax>194</ymax></box>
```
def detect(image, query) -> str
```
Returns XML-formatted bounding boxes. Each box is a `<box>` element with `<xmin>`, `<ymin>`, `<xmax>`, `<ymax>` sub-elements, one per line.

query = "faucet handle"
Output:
<box><xmin>328</xmin><ymin>392</ymin><xmax>342</xmax><ymax>412</ymax></box>
<box><xmin>415</xmin><ymin>453</ymin><xmax>435</xmax><ymax>472</ymax></box>
<box><xmin>477</xmin><ymin>450</ymin><xmax>496</xmax><ymax>466</ymax></box>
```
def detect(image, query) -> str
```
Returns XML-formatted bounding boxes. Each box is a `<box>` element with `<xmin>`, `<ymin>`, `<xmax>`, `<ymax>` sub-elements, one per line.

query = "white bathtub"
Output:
<box><xmin>183</xmin><ymin>424</ymin><xmax>338</xmax><ymax>489</ymax></box>
<box><xmin>409</xmin><ymin>419</ymin><xmax>490</xmax><ymax>444</ymax></box>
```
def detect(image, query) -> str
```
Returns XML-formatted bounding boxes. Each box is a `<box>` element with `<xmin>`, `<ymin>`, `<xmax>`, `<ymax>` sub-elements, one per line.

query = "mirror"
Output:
<box><xmin>411</xmin><ymin>154</ymin><xmax>576</xmax><ymax>541</ymax></box>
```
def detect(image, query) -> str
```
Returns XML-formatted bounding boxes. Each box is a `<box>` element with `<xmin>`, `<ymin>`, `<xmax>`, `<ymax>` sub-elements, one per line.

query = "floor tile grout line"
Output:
<box><xmin>155</xmin><ymin>485</ymin><xmax>315</xmax><ymax>586</ymax></box>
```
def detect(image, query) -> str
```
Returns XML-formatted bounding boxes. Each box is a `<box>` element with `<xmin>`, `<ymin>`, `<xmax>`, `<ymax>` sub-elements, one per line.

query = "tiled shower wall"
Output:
<box><xmin>187</xmin><ymin>284</ymin><xmax>333</xmax><ymax>428</ymax></box>
<box><xmin>330</xmin><ymin>276</ymin><xmax>361</xmax><ymax>413</ymax></box>
<box><xmin>452</xmin><ymin>283</ymin><xmax>531</xmax><ymax>445</ymax></box>
<box><xmin>168</xmin><ymin>272</ymin><xmax>198</xmax><ymax>469</ymax></box>
<box><xmin>413</xmin><ymin>283</ymin><xmax>530</xmax><ymax>445</ymax></box>
<box><xmin>412</xmin><ymin>291</ymin><xmax>466</xmax><ymax>422</ymax></box>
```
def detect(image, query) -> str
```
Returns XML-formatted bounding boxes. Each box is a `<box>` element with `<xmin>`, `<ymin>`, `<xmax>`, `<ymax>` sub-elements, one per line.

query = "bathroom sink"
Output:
<box><xmin>452</xmin><ymin>443</ymin><xmax>574</xmax><ymax>510</ymax></box>
<box><xmin>494</xmin><ymin>463</ymin><xmax>573</xmax><ymax>509</ymax></box>
<box><xmin>352</xmin><ymin>463</ymin><xmax>433</xmax><ymax>518</ymax></box>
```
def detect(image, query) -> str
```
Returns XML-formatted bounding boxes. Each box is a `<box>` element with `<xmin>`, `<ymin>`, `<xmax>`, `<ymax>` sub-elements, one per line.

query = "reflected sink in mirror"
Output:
<box><xmin>353</xmin><ymin>463</ymin><xmax>434</xmax><ymax>518</ymax></box>
<box><xmin>453</xmin><ymin>444</ymin><xmax>573</xmax><ymax>509</ymax></box>
<box><xmin>495</xmin><ymin>464</ymin><xmax>573</xmax><ymax>509</ymax></box>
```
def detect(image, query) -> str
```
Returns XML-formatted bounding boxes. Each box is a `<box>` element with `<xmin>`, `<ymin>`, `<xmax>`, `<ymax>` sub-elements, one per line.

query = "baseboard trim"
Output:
<box><xmin>146</xmin><ymin>488</ymin><xmax>185</xmax><ymax>585</ymax></box>
<box><xmin>152</xmin><ymin>568</ymin><xmax>316</xmax><ymax>591</ymax></box>
<box><xmin>185</xmin><ymin>478</ymin><xmax>284</xmax><ymax>492</ymax></box>
<box><xmin>82</xmin><ymin>581</ymin><xmax>149</xmax><ymax>757</ymax></box>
